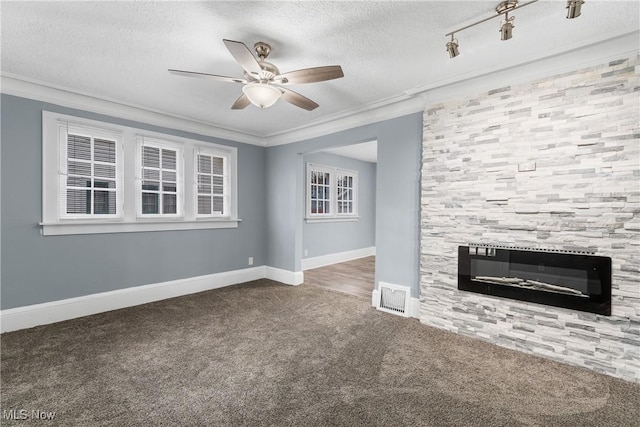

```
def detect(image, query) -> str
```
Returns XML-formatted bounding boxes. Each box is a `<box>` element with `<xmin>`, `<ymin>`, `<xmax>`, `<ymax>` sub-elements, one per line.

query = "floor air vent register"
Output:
<box><xmin>376</xmin><ymin>282</ymin><xmax>410</xmax><ymax>317</ymax></box>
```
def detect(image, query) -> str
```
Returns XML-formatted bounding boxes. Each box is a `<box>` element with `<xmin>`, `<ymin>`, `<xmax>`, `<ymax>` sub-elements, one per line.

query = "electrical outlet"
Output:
<box><xmin>248</xmin><ymin>257</ymin><xmax>253</xmax><ymax>266</ymax></box>
<box><xmin>304</xmin><ymin>249</ymin><xmax>308</xmax><ymax>257</ymax></box>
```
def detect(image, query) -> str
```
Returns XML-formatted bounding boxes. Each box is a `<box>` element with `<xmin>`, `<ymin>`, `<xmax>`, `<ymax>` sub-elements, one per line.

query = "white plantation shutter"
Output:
<box><xmin>161</xmin><ymin>149</ymin><xmax>178</xmax><ymax>214</ymax></box>
<box><xmin>196</xmin><ymin>148</ymin><xmax>227</xmax><ymax>216</ymax></box>
<box><xmin>42</xmin><ymin>112</ymin><xmax>238</xmax><ymax>234</ymax></box>
<box><xmin>140</xmin><ymin>138</ymin><xmax>181</xmax><ymax>216</ymax></box>
<box><xmin>59</xmin><ymin>124</ymin><xmax>119</xmax><ymax>217</ymax></box>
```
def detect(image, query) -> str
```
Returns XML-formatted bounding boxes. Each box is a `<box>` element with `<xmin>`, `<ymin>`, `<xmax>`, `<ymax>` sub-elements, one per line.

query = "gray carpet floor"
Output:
<box><xmin>1</xmin><ymin>279</ymin><xmax>639</xmax><ymax>426</ymax></box>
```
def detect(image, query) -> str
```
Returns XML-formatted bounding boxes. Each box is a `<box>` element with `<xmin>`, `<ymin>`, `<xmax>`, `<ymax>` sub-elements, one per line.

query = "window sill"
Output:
<box><xmin>39</xmin><ymin>218</ymin><xmax>241</xmax><ymax>236</ymax></box>
<box><xmin>305</xmin><ymin>216</ymin><xmax>359</xmax><ymax>224</ymax></box>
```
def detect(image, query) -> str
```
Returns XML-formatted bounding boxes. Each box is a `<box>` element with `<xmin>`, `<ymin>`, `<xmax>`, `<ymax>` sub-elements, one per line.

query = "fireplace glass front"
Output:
<box><xmin>458</xmin><ymin>246</ymin><xmax>611</xmax><ymax>315</ymax></box>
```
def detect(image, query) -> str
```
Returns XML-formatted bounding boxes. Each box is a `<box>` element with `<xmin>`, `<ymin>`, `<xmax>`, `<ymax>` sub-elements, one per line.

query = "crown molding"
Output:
<box><xmin>410</xmin><ymin>30</ymin><xmax>640</xmax><ymax>107</ymax></box>
<box><xmin>0</xmin><ymin>73</ymin><xmax>266</xmax><ymax>147</ymax></box>
<box><xmin>1</xmin><ymin>71</ymin><xmax>426</xmax><ymax>149</ymax></box>
<box><xmin>263</xmin><ymin>93</ymin><xmax>425</xmax><ymax>147</ymax></box>
<box><xmin>3</xmin><ymin>30</ymin><xmax>637</xmax><ymax>149</ymax></box>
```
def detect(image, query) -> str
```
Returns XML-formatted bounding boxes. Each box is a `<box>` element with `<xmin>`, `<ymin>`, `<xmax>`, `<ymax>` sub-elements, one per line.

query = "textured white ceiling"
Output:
<box><xmin>2</xmin><ymin>1</ymin><xmax>638</xmax><ymax>139</ymax></box>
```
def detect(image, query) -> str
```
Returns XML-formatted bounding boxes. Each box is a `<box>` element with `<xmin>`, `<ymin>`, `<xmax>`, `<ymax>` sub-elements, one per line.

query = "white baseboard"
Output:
<box><xmin>407</xmin><ymin>296</ymin><xmax>420</xmax><ymax>319</ymax></box>
<box><xmin>2</xmin><ymin>263</ymin><xmax>423</xmax><ymax>332</ymax></box>
<box><xmin>265</xmin><ymin>266</ymin><xmax>304</xmax><ymax>286</ymax></box>
<box><xmin>1</xmin><ymin>266</ymin><xmax>274</xmax><ymax>333</ymax></box>
<box><xmin>371</xmin><ymin>288</ymin><xmax>419</xmax><ymax>319</ymax></box>
<box><xmin>302</xmin><ymin>246</ymin><xmax>376</xmax><ymax>271</ymax></box>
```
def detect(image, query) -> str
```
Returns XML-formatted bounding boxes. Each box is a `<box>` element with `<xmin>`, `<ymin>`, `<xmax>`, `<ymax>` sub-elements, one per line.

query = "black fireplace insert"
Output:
<box><xmin>458</xmin><ymin>245</ymin><xmax>611</xmax><ymax>316</ymax></box>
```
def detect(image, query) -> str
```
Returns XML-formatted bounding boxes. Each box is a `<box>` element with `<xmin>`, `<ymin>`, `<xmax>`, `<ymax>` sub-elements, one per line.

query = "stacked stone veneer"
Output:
<box><xmin>420</xmin><ymin>56</ymin><xmax>639</xmax><ymax>382</ymax></box>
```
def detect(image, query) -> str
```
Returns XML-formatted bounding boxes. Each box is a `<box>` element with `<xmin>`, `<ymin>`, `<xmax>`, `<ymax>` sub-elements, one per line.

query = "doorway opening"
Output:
<box><xmin>301</xmin><ymin>141</ymin><xmax>377</xmax><ymax>300</ymax></box>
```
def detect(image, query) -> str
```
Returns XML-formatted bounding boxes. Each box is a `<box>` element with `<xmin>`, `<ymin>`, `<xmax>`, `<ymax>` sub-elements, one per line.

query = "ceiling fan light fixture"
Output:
<box><xmin>242</xmin><ymin>83</ymin><xmax>282</xmax><ymax>108</ymax></box>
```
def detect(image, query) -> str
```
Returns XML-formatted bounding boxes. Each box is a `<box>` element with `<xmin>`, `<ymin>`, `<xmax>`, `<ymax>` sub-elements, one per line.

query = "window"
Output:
<box><xmin>309</xmin><ymin>167</ymin><xmax>332</xmax><ymax>215</ymax></box>
<box><xmin>59</xmin><ymin>124</ymin><xmax>123</xmax><ymax>219</ymax></box>
<box><xmin>196</xmin><ymin>149</ymin><xmax>228</xmax><ymax>217</ymax></box>
<box><xmin>306</xmin><ymin>163</ymin><xmax>358</xmax><ymax>221</ymax></box>
<box><xmin>42</xmin><ymin>111</ymin><xmax>238</xmax><ymax>235</ymax></box>
<box><xmin>336</xmin><ymin>173</ymin><xmax>355</xmax><ymax>215</ymax></box>
<box><xmin>138</xmin><ymin>138</ymin><xmax>182</xmax><ymax>217</ymax></box>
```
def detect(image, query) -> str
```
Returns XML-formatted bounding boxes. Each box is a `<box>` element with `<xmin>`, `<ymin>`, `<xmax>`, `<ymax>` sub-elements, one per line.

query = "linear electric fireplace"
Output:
<box><xmin>458</xmin><ymin>245</ymin><xmax>612</xmax><ymax>316</ymax></box>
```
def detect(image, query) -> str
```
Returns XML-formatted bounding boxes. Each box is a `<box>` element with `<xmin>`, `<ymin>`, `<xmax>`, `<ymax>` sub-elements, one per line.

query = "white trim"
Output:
<box><xmin>413</xmin><ymin>31</ymin><xmax>640</xmax><ymax>107</ymax></box>
<box><xmin>1</xmin><ymin>73</ymin><xmax>265</xmax><ymax>146</ymax></box>
<box><xmin>194</xmin><ymin>146</ymin><xmax>232</xmax><ymax>218</ymax></box>
<box><xmin>305</xmin><ymin>217</ymin><xmax>359</xmax><ymax>223</ymax></box>
<box><xmin>302</xmin><ymin>246</ymin><xmax>376</xmax><ymax>271</ymax></box>
<box><xmin>266</xmin><ymin>95</ymin><xmax>425</xmax><ymax>147</ymax></box>
<box><xmin>371</xmin><ymin>286</ymin><xmax>419</xmax><ymax>319</ymax></box>
<box><xmin>306</xmin><ymin>162</ymin><xmax>359</xmax><ymax>220</ymax></box>
<box><xmin>4</xmin><ymin>33</ymin><xmax>635</xmax><ymax>153</ymax></box>
<box><xmin>407</xmin><ymin>296</ymin><xmax>420</xmax><ymax>319</ymax></box>
<box><xmin>0</xmin><ymin>266</ymin><xmax>266</xmax><ymax>333</ymax></box>
<box><xmin>43</xmin><ymin>115</ymin><xmax>126</xmax><ymax>223</ymax></box>
<box><xmin>264</xmin><ymin>266</ymin><xmax>304</xmax><ymax>286</ymax></box>
<box><xmin>136</xmin><ymin>137</ymin><xmax>184</xmax><ymax>218</ymax></box>
<box><xmin>41</xmin><ymin>111</ymin><xmax>239</xmax><ymax>235</ymax></box>
<box><xmin>261</xmin><ymin>31</ymin><xmax>640</xmax><ymax>146</ymax></box>
<box><xmin>39</xmin><ymin>219</ymin><xmax>240</xmax><ymax>236</ymax></box>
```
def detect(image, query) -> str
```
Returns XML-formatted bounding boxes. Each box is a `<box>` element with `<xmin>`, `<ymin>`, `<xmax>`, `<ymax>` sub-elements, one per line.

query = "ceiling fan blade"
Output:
<box><xmin>280</xmin><ymin>88</ymin><xmax>319</xmax><ymax>111</ymax></box>
<box><xmin>276</xmin><ymin>66</ymin><xmax>344</xmax><ymax>85</ymax></box>
<box><xmin>231</xmin><ymin>94</ymin><xmax>251</xmax><ymax>110</ymax></box>
<box><xmin>223</xmin><ymin>39</ymin><xmax>262</xmax><ymax>77</ymax></box>
<box><xmin>168</xmin><ymin>69</ymin><xmax>246</xmax><ymax>84</ymax></box>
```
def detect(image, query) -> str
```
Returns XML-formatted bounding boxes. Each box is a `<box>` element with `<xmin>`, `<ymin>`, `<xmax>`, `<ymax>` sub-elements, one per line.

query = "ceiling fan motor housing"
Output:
<box><xmin>254</xmin><ymin>42</ymin><xmax>271</xmax><ymax>59</ymax></box>
<box><xmin>259</xmin><ymin>61</ymin><xmax>279</xmax><ymax>80</ymax></box>
<box><xmin>251</xmin><ymin>42</ymin><xmax>279</xmax><ymax>80</ymax></box>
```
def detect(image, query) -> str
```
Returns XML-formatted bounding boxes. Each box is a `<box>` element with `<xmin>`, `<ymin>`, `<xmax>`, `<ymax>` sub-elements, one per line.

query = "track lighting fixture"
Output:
<box><xmin>446</xmin><ymin>35</ymin><xmax>460</xmax><ymax>58</ymax></box>
<box><xmin>500</xmin><ymin>14</ymin><xmax>515</xmax><ymax>41</ymax></box>
<box><xmin>566</xmin><ymin>0</ymin><xmax>584</xmax><ymax>19</ymax></box>
<box><xmin>444</xmin><ymin>0</ymin><xmax>584</xmax><ymax>58</ymax></box>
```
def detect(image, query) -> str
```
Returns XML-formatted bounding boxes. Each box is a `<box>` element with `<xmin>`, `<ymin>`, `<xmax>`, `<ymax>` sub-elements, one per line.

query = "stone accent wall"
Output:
<box><xmin>420</xmin><ymin>56</ymin><xmax>639</xmax><ymax>382</ymax></box>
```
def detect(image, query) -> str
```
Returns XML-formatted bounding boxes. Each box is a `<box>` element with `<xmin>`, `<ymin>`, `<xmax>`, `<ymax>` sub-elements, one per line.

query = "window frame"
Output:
<box><xmin>59</xmin><ymin>124</ymin><xmax>123</xmax><ymax>220</ymax></box>
<box><xmin>307</xmin><ymin>164</ymin><xmax>334</xmax><ymax>218</ymax></box>
<box><xmin>136</xmin><ymin>137</ymin><xmax>184</xmax><ymax>219</ymax></box>
<box><xmin>335</xmin><ymin>171</ymin><xmax>357</xmax><ymax>216</ymax></box>
<box><xmin>41</xmin><ymin>111</ymin><xmax>239</xmax><ymax>235</ymax></box>
<box><xmin>194</xmin><ymin>146</ymin><xmax>231</xmax><ymax>219</ymax></box>
<box><xmin>305</xmin><ymin>163</ymin><xmax>359</xmax><ymax>223</ymax></box>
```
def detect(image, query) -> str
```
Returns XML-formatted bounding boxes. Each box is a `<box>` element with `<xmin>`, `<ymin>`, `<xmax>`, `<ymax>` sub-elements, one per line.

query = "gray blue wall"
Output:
<box><xmin>0</xmin><ymin>94</ymin><xmax>267</xmax><ymax>309</ymax></box>
<box><xmin>302</xmin><ymin>151</ymin><xmax>376</xmax><ymax>259</ymax></box>
<box><xmin>266</xmin><ymin>112</ymin><xmax>423</xmax><ymax>296</ymax></box>
<box><xmin>1</xmin><ymin>94</ymin><xmax>423</xmax><ymax>309</ymax></box>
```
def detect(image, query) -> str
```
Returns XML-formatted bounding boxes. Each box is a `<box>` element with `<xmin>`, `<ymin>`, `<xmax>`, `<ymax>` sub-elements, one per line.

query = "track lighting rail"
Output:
<box><xmin>445</xmin><ymin>0</ymin><xmax>538</xmax><ymax>38</ymax></box>
<box><xmin>445</xmin><ymin>0</ymin><xmax>584</xmax><ymax>58</ymax></box>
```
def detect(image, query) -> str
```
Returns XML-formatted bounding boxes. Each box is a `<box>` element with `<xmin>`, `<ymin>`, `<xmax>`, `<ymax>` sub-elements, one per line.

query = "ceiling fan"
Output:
<box><xmin>169</xmin><ymin>39</ymin><xmax>344</xmax><ymax>111</ymax></box>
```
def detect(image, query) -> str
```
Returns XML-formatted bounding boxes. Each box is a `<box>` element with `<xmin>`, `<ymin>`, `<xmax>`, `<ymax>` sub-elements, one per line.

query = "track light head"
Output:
<box><xmin>500</xmin><ymin>17</ymin><xmax>514</xmax><ymax>40</ymax></box>
<box><xmin>566</xmin><ymin>0</ymin><xmax>584</xmax><ymax>19</ymax></box>
<box><xmin>446</xmin><ymin>37</ymin><xmax>460</xmax><ymax>58</ymax></box>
